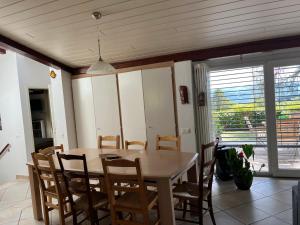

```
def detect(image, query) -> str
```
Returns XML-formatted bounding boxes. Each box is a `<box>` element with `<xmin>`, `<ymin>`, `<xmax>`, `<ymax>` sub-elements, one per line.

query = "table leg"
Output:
<box><xmin>187</xmin><ymin>161</ymin><xmax>198</xmax><ymax>183</ymax></box>
<box><xmin>28</xmin><ymin>165</ymin><xmax>43</xmax><ymax>220</ymax></box>
<box><xmin>157</xmin><ymin>179</ymin><xmax>176</xmax><ymax>225</ymax></box>
<box><xmin>187</xmin><ymin>162</ymin><xmax>198</xmax><ymax>216</ymax></box>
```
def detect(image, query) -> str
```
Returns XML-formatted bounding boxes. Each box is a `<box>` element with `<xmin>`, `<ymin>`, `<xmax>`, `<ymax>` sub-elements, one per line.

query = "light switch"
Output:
<box><xmin>181</xmin><ymin>128</ymin><xmax>191</xmax><ymax>134</ymax></box>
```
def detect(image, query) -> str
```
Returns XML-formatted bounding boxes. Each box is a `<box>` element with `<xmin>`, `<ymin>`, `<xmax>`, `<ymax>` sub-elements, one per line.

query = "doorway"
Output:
<box><xmin>28</xmin><ymin>89</ymin><xmax>54</xmax><ymax>152</ymax></box>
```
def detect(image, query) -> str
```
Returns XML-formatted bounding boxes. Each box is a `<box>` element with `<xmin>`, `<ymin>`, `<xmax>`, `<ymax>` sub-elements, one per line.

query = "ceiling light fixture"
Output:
<box><xmin>87</xmin><ymin>11</ymin><xmax>116</xmax><ymax>75</ymax></box>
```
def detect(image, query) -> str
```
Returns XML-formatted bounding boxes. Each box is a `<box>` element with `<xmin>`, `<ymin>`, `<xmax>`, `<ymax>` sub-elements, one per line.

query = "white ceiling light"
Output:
<box><xmin>87</xmin><ymin>11</ymin><xmax>116</xmax><ymax>75</ymax></box>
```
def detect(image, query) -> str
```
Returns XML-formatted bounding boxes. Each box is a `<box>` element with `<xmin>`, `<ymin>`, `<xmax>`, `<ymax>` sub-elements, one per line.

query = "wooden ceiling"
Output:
<box><xmin>1</xmin><ymin>0</ymin><xmax>300</xmax><ymax>68</ymax></box>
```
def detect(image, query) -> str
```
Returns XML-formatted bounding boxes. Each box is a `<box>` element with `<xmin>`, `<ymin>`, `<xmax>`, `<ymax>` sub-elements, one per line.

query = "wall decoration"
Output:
<box><xmin>0</xmin><ymin>114</ymin><xmax>2</xmax><ymax>130</ymax></box>
<box><xmin>179</xmin><ymin>85</ymin><xmax>189</xmax><ymax>104</ymax></box>
<box><xmin>198</xmin><ymin>92</ymin><xmax>206</xmax><ymax>106</ymax></box>
<box><xmin>49</xmin><ymin>70</ymin><xmax>56</xmax><ymax>79</ymax></box>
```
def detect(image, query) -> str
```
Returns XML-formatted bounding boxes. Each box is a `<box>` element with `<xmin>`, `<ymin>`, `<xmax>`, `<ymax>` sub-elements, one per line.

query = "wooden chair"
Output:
<box><xmin>173</xmin><ymin>141</ymin><xmax>218</xmax><ymax>225</ymax></box>
<box><xmin>57</xmin><ymin>153</ymin><xmax>109</xmax><ymax>225</ymax></box>
<box><xmin>98</xmin><ymin>135</ymin><xmax>120</xmax><ymax>149</ymax></box>
<box><xmin>156</xmin><ymin>135</ymin><xmax>181</xmax><ymax>151</ymax></box>
<box><xmin>101</xmin><ymin>157</ymin><xmax>160</xmax><ymax>225</ymax></box>
<box><xmin>39</xmin><ymin>144</ymin><xmax>64</xmax><ymax>155</ymax></box>
<box><xmin>125</xmin><ymin>140</ymin><xmax>148</xmax><ymax>151</ymax></box>
<box><xmin>31</xmin><ymin>152</ymin><xmax>71</xmax><ymax>225</ymax></box>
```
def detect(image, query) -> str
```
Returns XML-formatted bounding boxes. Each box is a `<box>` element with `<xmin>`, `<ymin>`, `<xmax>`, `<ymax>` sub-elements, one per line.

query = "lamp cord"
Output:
<box><xmin>97</xmin><ymin>24</ymin><xmax>102</xmax><ymax>61</ymax></box>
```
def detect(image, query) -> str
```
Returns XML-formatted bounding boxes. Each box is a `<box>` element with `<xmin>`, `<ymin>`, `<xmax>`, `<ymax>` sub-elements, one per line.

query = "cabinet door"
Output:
<box><xmin>72</xmin><ymin>77</ymin><xmax>96</xmax><ymax>148</ymax></box>
<box><xmin>118</xmin><ymin>71</ymin><xmax>147</xmax><ymax>145</ymax></box>
<box><xmin>142</xmin><ymin>67</ymin><xmax>176</xmax><ymax>150</ymax></box>
<box><xmin>92</xmin><ymin>75</ymin><xmax>121</xmax><ymax>143</ymax></box>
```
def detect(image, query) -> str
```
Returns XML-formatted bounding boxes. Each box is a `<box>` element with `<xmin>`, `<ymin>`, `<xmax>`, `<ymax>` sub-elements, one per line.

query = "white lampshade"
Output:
<box><xmin>86</xmin><ymin>59</ymin><xmax>116</xmax><ymax>75</ymax></box>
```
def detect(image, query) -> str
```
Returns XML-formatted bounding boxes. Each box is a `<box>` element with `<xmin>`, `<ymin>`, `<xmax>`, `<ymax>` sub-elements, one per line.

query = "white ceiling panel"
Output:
<box><xmin>0</xmin><ymin>0</ymin><xmax>300</xmax><ymax>67</ymax></box>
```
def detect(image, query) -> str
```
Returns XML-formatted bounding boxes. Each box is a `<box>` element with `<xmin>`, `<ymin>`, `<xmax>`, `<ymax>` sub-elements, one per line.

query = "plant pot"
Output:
<box><xmin>233</xmin><ymin>175</ymin><xmax>253</xmax><ymax>190</ymax></box>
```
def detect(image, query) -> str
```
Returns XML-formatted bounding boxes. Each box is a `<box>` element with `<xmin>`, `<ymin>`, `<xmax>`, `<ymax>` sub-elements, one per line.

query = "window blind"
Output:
<box><xmin>209</xmin><ymin>66</ymin><xmax>267</xmax><ymax>146</ymax></box>
<box><xmin>274</xmin><ymin>65</ymin><xmax>300</xmax><ymax>155</ymax></box>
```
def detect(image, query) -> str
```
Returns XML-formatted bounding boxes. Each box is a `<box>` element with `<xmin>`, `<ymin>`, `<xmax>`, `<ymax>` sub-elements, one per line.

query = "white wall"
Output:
<box><xmin>16</xmin><ymin>54</ymin><xmax>51</xmax><ymax>160</ymax></box>
<box><xmin>0</xmin><ymin>52</ymin><xmax>28</xmax><ymax>183</ymax></box>
<box><xmin>50</xmin><ymin>68</ymin><xmax>77</xmax><ymax>150</ymax></box>
<box><xmin>174</xmin><ymin>61</ymin><xmax>197</xmax><ymax>152</ymax></box>
<box><xmin>61</xmin><ymin>70</ymin><xmax>77</xmax><ymax>149</ymax></box>
<box><xmin>0</xmin><ymin>51</ymin><xmax>77</xmax><ymax>183</ymax></box>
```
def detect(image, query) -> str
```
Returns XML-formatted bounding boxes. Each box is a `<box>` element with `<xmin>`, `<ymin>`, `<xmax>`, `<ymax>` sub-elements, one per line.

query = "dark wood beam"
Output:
<box><xmin>0</xmin><ymin>34</ymin><xmax>74</xmax><ymax>73</ymax></box>
<box><xmin>0</xmin><ymin>47</ymin><xmax>6</xmax><ymax>54</ymax></box>
<box><xmin>74</xmin><ymin>34</ymin><xmax>300</xmax><ymax>74</ymax></box>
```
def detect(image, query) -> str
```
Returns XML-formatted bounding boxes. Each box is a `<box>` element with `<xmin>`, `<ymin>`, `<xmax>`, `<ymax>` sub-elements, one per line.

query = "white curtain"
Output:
<box><xmin>193</xmin><ymin>63</ymin><xmax>213</xmax><ymax>157</ymax></box>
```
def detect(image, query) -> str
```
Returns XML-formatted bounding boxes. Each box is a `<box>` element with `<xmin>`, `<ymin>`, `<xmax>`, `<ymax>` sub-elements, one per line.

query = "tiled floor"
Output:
<box><xmin>0</xmin><ymin>177</ymin><xmax>296</xmax><ymax>225</ymax></box>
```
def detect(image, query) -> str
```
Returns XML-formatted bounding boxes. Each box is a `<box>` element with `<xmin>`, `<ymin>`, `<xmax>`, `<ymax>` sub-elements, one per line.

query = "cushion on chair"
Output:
<box><xmin>115</xmin><ymin>190</ymin><xmax>157</xmax><ymax>210</ymax></box>
<box><xmin>173</xmin><ymin>182</ymin><xmax>210</xmax><ymax>200</ymax></box>
<box><xmin>74</xmin><ymin>191</ymin><xmax>108</xmax><ymax>212</ymax></box>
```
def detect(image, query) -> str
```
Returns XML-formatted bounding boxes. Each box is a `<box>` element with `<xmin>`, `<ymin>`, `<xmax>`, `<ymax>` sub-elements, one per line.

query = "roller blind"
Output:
<box><xmin>209</xmin><ymin>66</ymin><xmax>267</xmax><ymax>146</ymax></box>
<box><xmin>274</xmin><ymin>65</ymin><xmax>300</xmax><ymax>148</ymax></box>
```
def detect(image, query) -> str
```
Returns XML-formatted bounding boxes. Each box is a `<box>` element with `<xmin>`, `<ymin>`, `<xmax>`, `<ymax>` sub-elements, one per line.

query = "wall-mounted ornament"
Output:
<box><xmin>198</xmin><ymin>92</ymin><xmax>206</xmax><ymax>106</ymax></box>
<box><xmin>49</xmin><ymin>70</ymin><xmax>56</xmax><ymax>79</ymax></box>
<box><xmin>179</xmin><ymin>85</ymin><xmax>189</xmax><ymax>104</ymax></box>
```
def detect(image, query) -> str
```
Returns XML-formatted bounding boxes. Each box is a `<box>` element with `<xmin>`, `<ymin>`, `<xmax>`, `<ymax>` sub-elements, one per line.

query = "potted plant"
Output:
<box><xmin>226</xmin><ymin>144</ymin><xmax>264</xmax><ymax>190</ymax></box>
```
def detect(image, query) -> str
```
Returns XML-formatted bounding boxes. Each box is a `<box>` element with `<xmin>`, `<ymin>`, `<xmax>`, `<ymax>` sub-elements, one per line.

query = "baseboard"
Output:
<box><xmin>16</xmin><ymin>175</ymin><xmax>29</xmax><ymax>180</ymax></box>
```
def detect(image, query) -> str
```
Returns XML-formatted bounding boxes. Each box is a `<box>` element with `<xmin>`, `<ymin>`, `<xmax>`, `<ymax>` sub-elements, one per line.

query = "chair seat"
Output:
<box><xmin>115</xmin><ymin>190</ymin><xmax>157</xmax><ymax>210</ymax></box>
<box><xmin>74</xmin><ymin>191</ymin><xmax>108</xmax><ymax>212</ymax></box>
<box><xmin>45</xmin><ymin>182</ymin><xmax>67</xmax><ymax>197</ymax></box>
<box><xmin>173</xmin><ymin>182</ymin><xmax>210</xmax><ymax>200</ymax></box>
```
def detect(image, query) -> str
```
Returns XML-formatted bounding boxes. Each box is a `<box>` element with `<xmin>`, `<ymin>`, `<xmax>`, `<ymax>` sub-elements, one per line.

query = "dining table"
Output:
<box><xmin>27</xmin><ymin>148</ymin><xmax>198</xmax><ymax>225</ymax></box>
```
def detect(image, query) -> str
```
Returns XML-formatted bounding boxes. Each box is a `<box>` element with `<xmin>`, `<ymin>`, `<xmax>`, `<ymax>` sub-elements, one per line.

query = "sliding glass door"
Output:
<box><xmin>210</xmin><ymin>66</ymin><xmax>269</xmax><ymax>173</ymax></box>
<box><xmin>209</xmin><ymin>59</ymin><xmax>300</xmax><ymax>176</ymax></box>
<box><xmin>267</xmin><ymin>61</ymin><xmax>300</xmax><ymax>177</ymax></box>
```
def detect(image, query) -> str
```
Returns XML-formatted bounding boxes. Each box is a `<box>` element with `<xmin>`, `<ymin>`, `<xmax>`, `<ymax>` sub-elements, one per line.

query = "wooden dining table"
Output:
<box><xmin>27</xmin><ymin>148</ymin><xmax>198</xmax><ymax>225</ymax></box>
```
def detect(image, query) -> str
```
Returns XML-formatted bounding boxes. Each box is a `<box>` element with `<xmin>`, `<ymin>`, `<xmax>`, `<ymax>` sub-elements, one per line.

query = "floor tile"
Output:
<box><xmin>0</xmin><ymin>183</ymin><xmax>28</xmax><ymax>203</ymax></box>
<box><xmin>225</xmin><ymin>204</ymin><xmax>270</xmax><ymax>224</ymax></box>
<box><xmin>0</xmin><ymin>206</ymin><xmax>21</xmax><ymax>225</ymax></box>
<box><xmin>0</xmin><ymin>177</ymin><xmax>295</xmax><ymax>225</ymax></box>
<box><xmin>274</xmin><ymin>209</ymin><xmax>293</xmax><ymax>225</ymax></box>
<box><xmin>250</xmin><ymin>216</ymin><xmax>290</xmax><ymax>225</ymax></box>
<box><xmin>212</xmin><ymin>189</ymin><xmax>264</xmax><ymax>210</ymax></box>
<box><xmin>270</xmin><ymin>189</ymin><xmax>292</xmax><ymax>206</ymax></box>
<box><xmin>251</xmin><ymin>196</ymin><xmax>291</xmax><ymax>215</ymax></box>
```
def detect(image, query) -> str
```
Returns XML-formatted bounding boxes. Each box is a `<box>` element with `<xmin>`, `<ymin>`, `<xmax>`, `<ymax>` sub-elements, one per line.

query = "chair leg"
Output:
<box><xmin>208</xmin><ymin>195</ymin><xmax>216</xmax><ymax>225</ymax></box>
<box><xmin>43</xmin><ymin>205</ymin><xmax>50</xmax><ymax>225</ymax></box>
<box><xmin>143</xmin><ymin>212</ymin><xmax>151</xmax><ymax>225</ymax></box>
<box><xmin>58</xmin><ymin>201</ymin><xmax>66</xmax><ymax>225</ymax></box>
<box><xmin>198</xmin><ymin>200</ymin><xmax>203</xmax><ymax>225</ymax></box>
<box><xmin>182</xmin><ymin>200</ymin><xmax>187</xmax><ymax>219</ymax></box>
<box><xmin>110</xmin><ymin>209</ymin><xmax>118</xmax><ymax>225</ymax></box>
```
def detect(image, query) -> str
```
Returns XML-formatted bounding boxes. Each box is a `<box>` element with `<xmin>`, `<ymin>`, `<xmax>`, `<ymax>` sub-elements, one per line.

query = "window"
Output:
<box><xmin>274</xmin><ymin>65</ymin><xmax>300</xmax><ymax>169</ymax></box>
<box><xmin>210</xmin><ymin>66</ymin><xmax>268</xmax><ymax>171</ymax></box>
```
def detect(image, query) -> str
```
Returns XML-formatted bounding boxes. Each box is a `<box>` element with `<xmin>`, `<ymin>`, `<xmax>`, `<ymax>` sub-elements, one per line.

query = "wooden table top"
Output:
<box><xmin>27</xmin><ymin>148</ymin><xmax>198</xmax><ymax>180</ymax></box>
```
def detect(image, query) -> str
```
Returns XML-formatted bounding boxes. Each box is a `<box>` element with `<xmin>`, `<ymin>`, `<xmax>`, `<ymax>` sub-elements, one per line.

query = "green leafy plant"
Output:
<box><xmin>226</xmin><ymin>144</ymin><xmax>265</xmax><ymax>189</ymax></box>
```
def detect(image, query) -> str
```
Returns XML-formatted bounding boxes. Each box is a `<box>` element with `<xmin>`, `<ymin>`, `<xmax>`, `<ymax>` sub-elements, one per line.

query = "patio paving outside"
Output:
<box><xmin>218</xmin><ymin>130</ymin><xmax>300</xmax><ymax>172</ymax></box>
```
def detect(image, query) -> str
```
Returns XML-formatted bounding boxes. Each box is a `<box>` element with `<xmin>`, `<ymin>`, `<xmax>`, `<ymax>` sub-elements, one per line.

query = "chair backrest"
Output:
<box><xmin>124</xmin><ymin>140</ymin><xmax>148</xmax><ymax>151</ymax></box>
<box><xmin>39</xmin><ymin>144</ymin><xmax>64</xmax><ymax>155</ymax></box>
<box><xmin>156</xmin><ymin>135</ymin><xmax>181</xmax><ymax>151</ymax></box>
<box><xmin>56</xmin><ymin>153</ymin><xmax>93</xmax><ymax>214</ymax></box>
<box><xmin>31</xmin><ymin>152</ymin><xmax>62</xmax><ymax>198</ymax></box>
<box><xmin>101</xmin><ymin>157</ymin><xmax>148</xmax><ymax>210</ymax></box>
<box><xmin>198</xmin><ymin>140</ymin><xmax>218</xmax><ymax>198</ymax></box>
<box><xmin>98</xmin><ymin>135</ymin><xmax>120</xmax><ymax>149</ymax></box>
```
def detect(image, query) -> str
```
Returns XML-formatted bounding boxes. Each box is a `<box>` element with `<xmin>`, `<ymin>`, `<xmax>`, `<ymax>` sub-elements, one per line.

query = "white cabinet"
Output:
<box><xmin>72</xmin><ymin>67</ymin><xmax>177</xmax><ymax>150</ymax></box>
<box><xmin>142</xmin><ymin>67</ymin><xmax>176</xmax><ymax>150</ymax></box>
<box><xmin>72</xmin><ymin>77</ymin><xmax>97</xmax><ymax>148</ymax></box>
<box><xmin>92</xmin><ymin>75</ymin><xmax>121</xmax><ymax>141</ymax></box>
<box><xmin>118</xmin><ymin>71</ymin><xmax>147</xmax><ymax>144</ymax></box>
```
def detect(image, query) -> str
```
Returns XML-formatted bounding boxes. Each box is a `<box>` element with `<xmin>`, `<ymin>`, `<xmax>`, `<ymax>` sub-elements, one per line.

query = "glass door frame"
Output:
<box><xmin>208</xmin><ymin>62</ymin><xmax>271</xmax><ymax>176</ymax></box>
<box><xmin>266</xmin><ymin>58</ymin><xmax>300</xmax><ymax>177</ymax></box>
